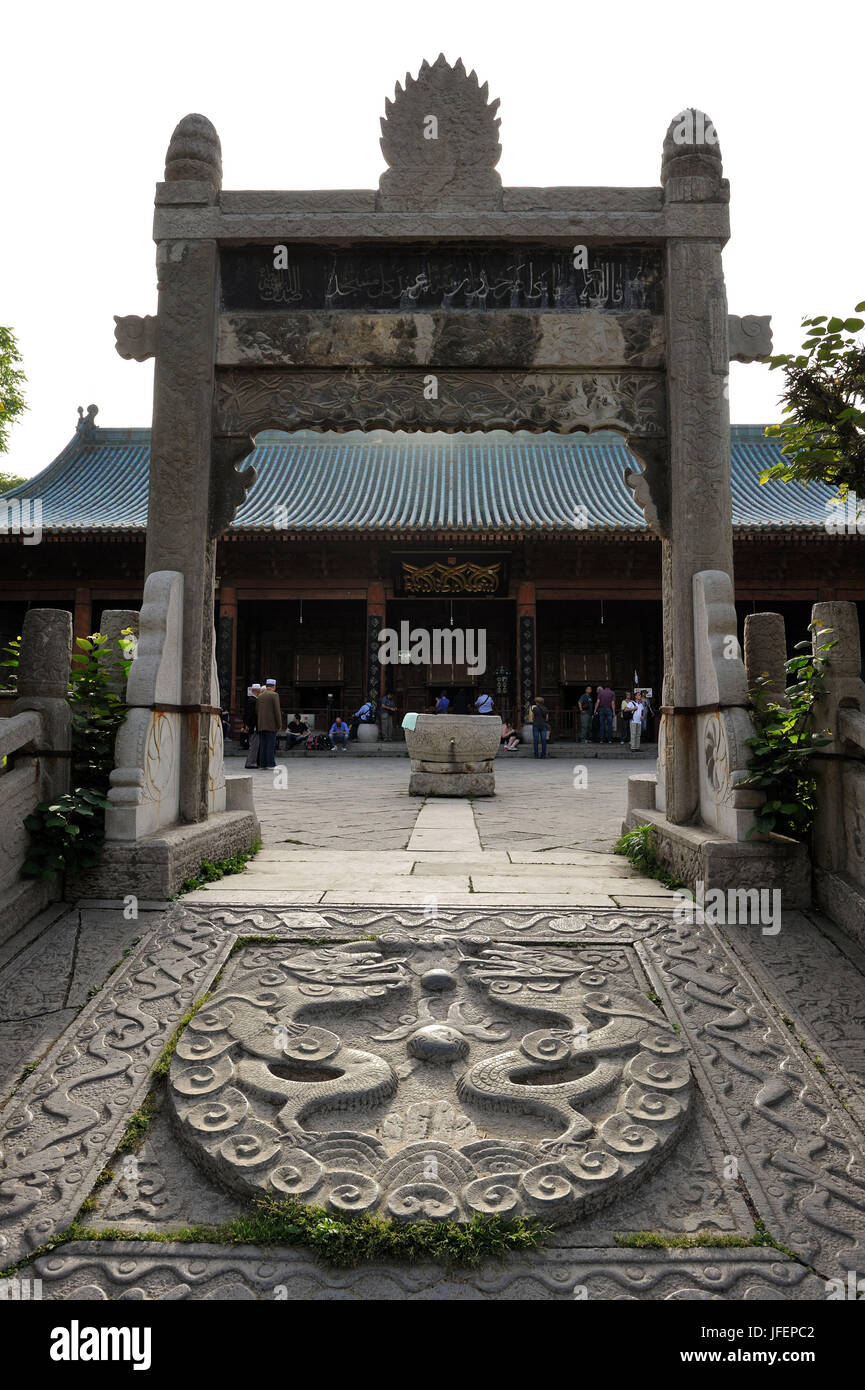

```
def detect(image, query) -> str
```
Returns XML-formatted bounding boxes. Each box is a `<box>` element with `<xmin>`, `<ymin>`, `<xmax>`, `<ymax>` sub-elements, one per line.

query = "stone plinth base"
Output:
<box><xmin>814</xmin><ymin>868</ymin><xmax>865</xmax><ymax>949</ymax></box>
<box><xmin>409</xmin><ymin>770</ymin><xmax>495</xmax><ymax>797</ymax></box>
<box><xmin>357</xmin><ymin>723</ymin><xmax>379</xmax><ymax>744</ymax></box>
<box><xmin>66</xmin><ymin>810</ymin><xmax>261</xmax><ymax>901</ymax></box>
<box><xmin>623</xmin><ymin>780</ymin><xmax>810</xmax><ymax>907</ymax></box>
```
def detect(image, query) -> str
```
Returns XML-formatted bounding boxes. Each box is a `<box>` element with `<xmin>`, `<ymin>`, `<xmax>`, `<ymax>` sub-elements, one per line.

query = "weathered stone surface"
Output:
<box><xmin>68</xmin><ymin>809</ymin><xmax>260</xmax><ymax>900</ymax></box>
<box><xmin>0</xmin><ymin>910</ymin><xmax>233</xmax><ymax>1267</ymax></box>
<box><xmin>113</xmin><ymin>314</ymin><xmax>157</xmax><ymax>362</ymax></box>
<box><xmin>168</xmin><ymin>937</ymin><xmax>692</xmax><ymax>1224</ymax></box>
<box><xmin>105</xmin><ymin>571</ymin><xmax>183</xmax><ymax>842</ymax></box>
<box><xmin>378</xmin><ymin>55</ymin><xmax>502</xmax><ymax>212</ymax></box>
<box><xmin>32</xmin><ymin>1240</ymin><xmax>821</xmax><ymax>1300</ymax></box>
<box><xmin>214</xmin><ymin>367</ymin><xmax>667</xmax><ymax>437</ymax></box>
<box><xmin>217</xmin><ymin>310</ymin><xmax>666</xmax><ymax>371</ymax></box>
<box><xmin>692</xmin><ymin>570</ymin><xmax>762</xmax><ymax>840</ymax></box>
<box><xmin>809</xmin><ymin>601</ymin><xmax>865</xmax><ymax>939</ymax></box>
<box><xmin>404</xmin><ymin>714</ymin><xmax>500</xmax><ymax>796</ymax></box>
<box><xmin>4</xmin><ymin>898</ymin><xmax>865</xmax><ymax>1295</ymax></box>
<box><xmin>744</xmin><ymin>610</ymin><xmax>788</xmax><ymax>704</ymax></box>
<box><xmin>728</xmin><ymin>313</ymin><xmax>772</xmax><ymax>362</ymax></box>
<box><xmin>164</xmin><ymin>113</ymin><xmax>222</xmax><ymax>189</ymax></box>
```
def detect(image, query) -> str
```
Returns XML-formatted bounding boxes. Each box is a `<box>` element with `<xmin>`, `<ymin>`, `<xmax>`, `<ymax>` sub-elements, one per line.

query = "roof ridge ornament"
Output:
<box><xmin>377</xmin><ymin>54</ymin><xmax>502</xmax><ymax>212</ymax></box>
<box><xmin>75</xmin><ymin>404</ymin><xmax>99</xmax><ymax>440</ymax></box>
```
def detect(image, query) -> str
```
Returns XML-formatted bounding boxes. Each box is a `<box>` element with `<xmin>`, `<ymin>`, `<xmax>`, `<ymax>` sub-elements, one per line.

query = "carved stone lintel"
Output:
<box><xmin>209</xmin><ymin>434</ymin><xmax>257</xmax><ymax>537</ymax></box>
<box><xmin>114</xmin><ymin>314</ymin><xmax>157</xmax><ymax>362</ymax></box>
<box><xmin>214</xmin><ymin>369</ymin><xmax>666</xmax><ymax>438</ymax></box>
<box><xmin>728</xmin><ymin>314</ymin><xmax>772</xmax><ymax>363</ymax></box>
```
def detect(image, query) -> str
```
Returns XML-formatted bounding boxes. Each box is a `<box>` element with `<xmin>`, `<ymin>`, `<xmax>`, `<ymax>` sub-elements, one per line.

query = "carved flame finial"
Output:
<box><xmin>661</xmin><ymin>108</ymin><xmax>724</xmax><ymax>201</ymax></box>
<box><xmin>164</xmin><ymin>113</ymin><xmax>222</xmax><ymax>188</ymax></box>
<box><xmin>378</xmin><ymin>54</ymin><xmax>502</xmax><ymax>211</ymax></box>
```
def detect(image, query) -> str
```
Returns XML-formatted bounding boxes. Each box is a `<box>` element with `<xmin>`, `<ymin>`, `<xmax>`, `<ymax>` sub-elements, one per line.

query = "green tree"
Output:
<box><xmin>761</xmin><ymin>303</ymin><xmax>865</xmax><ymax>503</ymax></box>
<box><xmin>0</xmin><ymin>470</ymin><xmax>26</xmax><ymax>492</ymax></box>
<box><xmin>0</xmin><ymin>326</ymin><xmax>28</xmax><ymax>454</ymax></box>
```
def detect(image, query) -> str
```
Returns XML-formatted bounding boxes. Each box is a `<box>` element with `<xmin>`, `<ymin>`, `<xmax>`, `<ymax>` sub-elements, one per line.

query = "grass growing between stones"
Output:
<box><xmin>615</xmin><ymin>1220</ymin><xmax>799</xmax><ymax>1260</ymax></box>
<box><xmin>67</xmin><ymin>1197</ymin><xmax>551</xmax><ymax>1270</ymax></box>
<box><xmin>3</xmin><ymin>1193</ymin><xmax>550</xmax><ymax>1277</ymax></box>
<box><xmin>613</xmin><ymin>824</ymin><xmax>683</xmax><ymax>890</ymax></box>
<box><xmin>177</xmin><ymin>840</ymin><xmax>262</xmax><ymax>896</ymax></box>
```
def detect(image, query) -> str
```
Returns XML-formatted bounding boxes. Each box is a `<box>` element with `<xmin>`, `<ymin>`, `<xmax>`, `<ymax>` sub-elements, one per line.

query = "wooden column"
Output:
<box><xmin>366</xmin><ymin>580</ymin><xmax>387</xmax><ymax>702</ymax></box>
<box><xmin>217</xmin><ymin>584</ymin><xmax>237</xmax><ymax>712</ymax></box>
<box><xmin>73</xmin><ymin>586</ymin><xmax>92</xmax><ymax>641</ymax></box>
<box><xmin>517</xmin><ymin>581</ymin><xmax>536</xmax><ymax>725</ymax></box>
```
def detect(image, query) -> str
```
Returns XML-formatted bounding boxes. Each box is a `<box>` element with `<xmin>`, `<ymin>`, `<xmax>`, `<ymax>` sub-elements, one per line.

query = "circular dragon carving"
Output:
<box><xmin>169</xmin><ymin>938</ymin><xmax>692</xmax><ymax>1225</ymax></box>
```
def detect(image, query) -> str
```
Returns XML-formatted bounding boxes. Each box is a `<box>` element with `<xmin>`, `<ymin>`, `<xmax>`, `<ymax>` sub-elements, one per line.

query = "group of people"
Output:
<box><xmin>241</xmin><ymin>688</ymin><xmax>402</xmax><ymax>761</ymax></box>
<box><xmin>241</xmin><ymin>680</ymin><xmax>283</xmax><ymax>770</ymax></box>
<box><xmin>240</xmin><ymin>682</ymin><xmax>651</xmax><ymax>763</ymax></box>
<box><xmin>576</xmin><ymin>685</ymin><xmax>651</xmax><ymax>749</ymax></box>
<box><xmin>432</xmin><ymin>690</ymin><xmax>495</xmax><ymax>715</ymax></box>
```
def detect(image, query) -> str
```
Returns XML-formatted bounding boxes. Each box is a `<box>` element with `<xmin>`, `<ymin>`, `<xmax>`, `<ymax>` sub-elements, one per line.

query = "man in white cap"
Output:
<box><xmin>256</xmin><ymin>679</ymin><xmax>282</xmax><ymax>770</ymax></box>
<box><xmin>243</xmin><ymin>684</ymin><xmax>262</xmax><ymax>769</ymax></box>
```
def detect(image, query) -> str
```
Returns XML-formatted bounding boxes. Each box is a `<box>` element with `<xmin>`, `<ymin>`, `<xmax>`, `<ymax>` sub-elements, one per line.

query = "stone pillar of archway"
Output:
<box><xmin>658</xmin><ymin>110</ymin><xmax>733</xmax><ymax>826</ymax></box>
<box><xmin>141</xmin><ymin>115</ymin><xmax>223</xmax><ymax>824</ymax></box>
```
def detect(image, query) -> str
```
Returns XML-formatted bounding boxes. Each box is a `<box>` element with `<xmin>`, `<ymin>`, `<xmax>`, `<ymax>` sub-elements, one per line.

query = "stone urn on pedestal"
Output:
<box><xmin>402</xmin><ymin>714</ymin><xmax>499</xmax><ymax>796</ymax></box>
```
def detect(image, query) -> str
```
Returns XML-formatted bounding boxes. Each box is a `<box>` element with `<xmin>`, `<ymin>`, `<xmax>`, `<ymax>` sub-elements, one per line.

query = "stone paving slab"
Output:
<box><xmin>0</xmin><ymin>906</ymin><xmax>151</xmax><ymax>1098</ymax></box>
<box><xmin>2</xmin><ymin>900</ymin><xmax>865</xmax><ymax>1301</ymax></box>
<box><xmin>32</xmin><ymin>1241</ymin><xmax>822</xmax><ymax>1300</ymax></box>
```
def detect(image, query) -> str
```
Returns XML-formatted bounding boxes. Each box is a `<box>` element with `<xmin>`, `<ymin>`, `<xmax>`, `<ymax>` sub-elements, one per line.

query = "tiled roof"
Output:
<box><xmin>1</xmin><ymin>423</ymin><xmax>839</xmax><ymax>537</ymax></box>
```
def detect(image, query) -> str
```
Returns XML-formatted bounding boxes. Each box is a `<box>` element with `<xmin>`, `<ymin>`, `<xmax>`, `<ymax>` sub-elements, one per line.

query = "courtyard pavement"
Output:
<box><xmin>179</xmin><ymin>753</ymin><xmax>670</xmax><ymax>908</ymax></box>
<box><xmin>4</xmin><ymin>750</ymin><xmax>865</xmax><ymax>1302</ymax></box>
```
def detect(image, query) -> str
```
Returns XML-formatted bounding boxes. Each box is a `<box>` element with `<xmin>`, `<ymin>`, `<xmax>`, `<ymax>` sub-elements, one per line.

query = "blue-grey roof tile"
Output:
<box><xmin>1</xmin><ymin>425</ymin><xmax>839</xmax><ymax>535</ymax></box>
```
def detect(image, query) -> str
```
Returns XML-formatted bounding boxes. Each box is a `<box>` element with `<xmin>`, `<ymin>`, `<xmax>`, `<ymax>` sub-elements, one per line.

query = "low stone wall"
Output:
<box><xmin>67</xmin><ymin>806</ymin><xmax>259</xmax><ymax>901</ymax></box>
<box><xmin>808</xmin><ymin>602</ymin><xmax>865</xmax><ymax>947</ymax></box>
<box><xmin>0</xmin><ymin>611</ymin><xmax>73</xmax><ymax>944</ymax></box>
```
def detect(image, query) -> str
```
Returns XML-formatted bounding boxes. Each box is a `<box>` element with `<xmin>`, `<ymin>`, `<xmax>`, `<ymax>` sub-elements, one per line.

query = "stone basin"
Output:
<box><xmin>403</xmin><ymin>714</ymin><xmax>499</xmax><ymax>796</ymax></box>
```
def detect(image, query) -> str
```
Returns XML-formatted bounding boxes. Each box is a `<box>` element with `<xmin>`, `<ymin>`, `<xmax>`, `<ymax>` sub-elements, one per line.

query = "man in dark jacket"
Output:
<box><xmin>256</xmin><ymin>680</ymin><xmax>282</xmax><ymax>770</ymax></box>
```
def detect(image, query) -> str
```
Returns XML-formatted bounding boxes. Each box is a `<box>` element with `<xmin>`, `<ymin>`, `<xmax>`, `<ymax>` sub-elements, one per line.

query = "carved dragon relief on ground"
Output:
<box><xmin>168</xmin><ymin>938</ymin><xmax>692</xmax><ymax>1223</ymax></box>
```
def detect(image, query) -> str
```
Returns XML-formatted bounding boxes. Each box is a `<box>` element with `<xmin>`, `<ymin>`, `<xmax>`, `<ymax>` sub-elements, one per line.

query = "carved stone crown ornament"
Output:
<box><xmin>378</xmin><ymin>54</ymin><xmax>503</xmax><ymax>211</ymax></box>
<box><xmin>169</xmin><ymin>938</ymin><xmax>692</xmax><ymax>1224</ymax></box>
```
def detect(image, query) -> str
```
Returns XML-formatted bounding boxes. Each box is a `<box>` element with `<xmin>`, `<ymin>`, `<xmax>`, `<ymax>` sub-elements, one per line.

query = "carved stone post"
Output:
<box><xmin>13</xmin><ymin>608</ymin><xmax>73</xmax><ymax>803</ymax></box>
<box><xmin>659</xmin><ymin>110</ymin><xmax>733</xmax><ymax>824</ymax></box>
<box><xmin>144</xmin><ymin>115</ymin><xmax>223</xmax><ymax>824</ymax></box>
<box><xmin>744</xmin><ymin>611</ymin><xmax>788</xmax><ymax>705</ymax></box>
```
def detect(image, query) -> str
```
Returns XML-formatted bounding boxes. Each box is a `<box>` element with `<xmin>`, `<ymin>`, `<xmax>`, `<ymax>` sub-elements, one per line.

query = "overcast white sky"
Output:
<box><xmin>2</xmin><ymin>0</ymin><xmax>862</xmax><ymax>478</ymax></box>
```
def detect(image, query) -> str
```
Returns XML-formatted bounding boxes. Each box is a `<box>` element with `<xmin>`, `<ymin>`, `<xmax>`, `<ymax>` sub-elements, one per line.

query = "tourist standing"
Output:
<box><xmin>530</xmin><ymin>695</ymin><xmax>550</xmax><ymax>759</ymax></box>
<box><xmin>435</xmin><ymin>691</ymin><xmax>450</xmax><ymax>713</ymax></box>
<box><xmin>594</xmin><ymin>684</ymin><xmax>616</xmax><ymax>744</ymax></box>
<box><xmin>630</xmin><ymin>695</ymin><xmax>646</xmax><ymax>750</ymax></box>
<box><xmin>620</xmin><ymin>691</ymin><xmax>636</xmax><ymax>745</ymax></box>
<box><xmin>577</xmin><ymin>686</ymin><xmax>593</xmax><ymax>743</ymax></box>
<box><xmin>474</xmin><ymin>691</ymin><xmax>494</xmax><ymax>714</ymax></box>
<box><xmin>243</xmin><ymin>684</ymin><xmax>261</xmax><ymax>769</ymax></box>
<box><xmin>256</xmin><ymin>679</ymin><xmax>282</xmax><ymax>769</ymax></box>
<box><xmin>452</xmin><ymin>687</ymin><xmax>468</xmax><ymax>715</ymax></box>
<box><xmin>379</xmin><ymin>691</ymin><xmax>397</xmax><ymax>741</ymax></box>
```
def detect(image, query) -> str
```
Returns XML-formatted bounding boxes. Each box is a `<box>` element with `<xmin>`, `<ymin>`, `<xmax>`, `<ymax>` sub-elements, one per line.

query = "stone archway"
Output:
<box><xmin>112</xmin><ymin>55</ymin><xmax>772</xmax><ymax>881</ymax></box>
